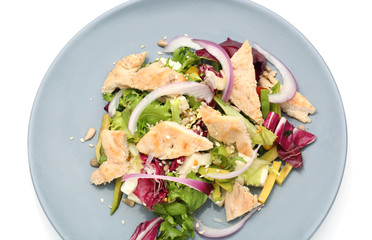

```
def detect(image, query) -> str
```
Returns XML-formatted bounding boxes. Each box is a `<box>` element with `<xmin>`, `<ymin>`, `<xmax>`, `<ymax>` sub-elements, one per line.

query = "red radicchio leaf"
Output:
<box><xmin>130</xmin><ymin>217</ymin><xmax>164</xmax><ymax>240</ymax></box>
<box><xmin>133</xmin><ymin>178</ymin><xmax>168</xmax><ymax>210</ymax></box>
<box><xmin>263</xmin><ymin>111</ymin><xmax>280</xmax><ymax>132</ymax></box>
<box><xmin>169</xmin><ymin>156</ymin><xmax>185</xmax><ymax>172</ymax></box>
<box><xmin>293</xmin><ymin>128</ymin><xmax>317</xmax><ymax>149</ymax></box>
<box><xmin>274</xmin><ymin>117</ymin><xmax>295</xmax><ymax>151</ymax></box>
<box><xmin>192</xmin><ymin>120</ymin><xmax>208</xmax><ymax>138</ymax></box>
<box><xmin>277</xmin><ymin>144</ymin><xmax>303</xmax><ymax>168</ymax></box>
<box><xmin>199</xmin><ymin>64</ymin><xmax>223</xmax><ymax>78</ymax></box>
<box><xmin>133</xmin><ymin>154</ymin><xmax>168</xmax><ymax>210</ymax></box>
<box><xmin>195</xmin><ymin>38</ymin><xmax>266</xmax><ymax>80</ymax></box>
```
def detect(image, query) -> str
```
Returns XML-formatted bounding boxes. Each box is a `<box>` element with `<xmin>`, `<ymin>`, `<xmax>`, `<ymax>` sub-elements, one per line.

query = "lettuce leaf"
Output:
<box><xmin>172</xmin><ymin>47</ymin><xmax>203</xmax><ymax>74</ymax></box>
<box><xmin>241</xmin><ymin>158</ymin><xmax>270</xmax><ymax>187</ymax></box>
<box><xmin>153</xmin><ymin>172</ymin><xmax>208</xmax><ymax>240</ymax></box>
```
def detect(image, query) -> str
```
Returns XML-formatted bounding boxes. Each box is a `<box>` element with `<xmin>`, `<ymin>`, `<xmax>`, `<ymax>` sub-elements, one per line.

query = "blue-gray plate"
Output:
<box><xmin>28</xmin><ymin>0</ymin><xmax>347</xmax><ymax>239</ymax></box>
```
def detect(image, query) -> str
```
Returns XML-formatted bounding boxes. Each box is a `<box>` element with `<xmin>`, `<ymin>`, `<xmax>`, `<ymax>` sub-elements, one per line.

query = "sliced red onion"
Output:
<box><xmin>122</xmin><ymin>173</ymin><xmax>214</xmax><ymax>195</ymax></box>
<box><xmin>192</xmin><ymin>39</ymin><xmax>234</xmax><ymax>102</ymax></box>
<box><xmin>108</xmin><ymin>90</ymin><xmax>123</xmax><ymax>117</ymax></box>
<box><xmin>205</xmin><ymin>146</ymin><xmax>260</xmax><ymax>180</ymax></box>
<box><xmin>194</xmin><ymin>205</ymin><xmax>263</xmax><ymax>238</ymax></box>
<box><xmin>128</xmin><ymin>82</ymin><xmax>213</xmax><ymax>134</ymax></box>
<box><xmin>164</xmin><ymin>35</ymin><xmax>202</xmax><ymax>53</ymax></box>
<box><xmin>253</xmin><ymin>43</ymin><xmax>297</xmax><ymax>103</ymax></box>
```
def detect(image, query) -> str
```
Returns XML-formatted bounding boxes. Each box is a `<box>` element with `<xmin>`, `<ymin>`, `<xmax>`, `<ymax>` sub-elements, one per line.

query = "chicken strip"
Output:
<box><xmin>230</xmin><ymin>40</ymin><xmax>264</xmax><ymax>125</ymax></box>
<box><xmin>200</xmin><ymin>105</ymin><xmax>253</xmax><ymax>157</ymax></box>
<box><xmin>224</xmin><ymin>182</ymin><xmax>259</xmax><ymax>221</ymax></box>
<box><xmin>102</xmin><ymin>52</ymin><xmax>147</xmax><ymax>93</ymax></box>
<box><xmin>136</xmin><ymin>121</ymin><xmax>213</xmax><ymax>159</ymax></box>
<box><xmin>90</xmin><ymin>130</ymin><xmax>129</xmax><ymax>185</ymax></box>
<box><xmin>102</xmin><ymin>53</ymin><xmax>186</xmax><ymax>93</ymax></box>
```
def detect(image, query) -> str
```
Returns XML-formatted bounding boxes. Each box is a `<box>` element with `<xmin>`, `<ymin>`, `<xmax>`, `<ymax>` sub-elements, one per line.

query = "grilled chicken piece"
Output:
<box><xmin>230</xmin><ymin>40</ymin><xmax>264</xmax><ymax>125</ymax></box>
<box><xmin>224</xmin><ymin>182</ymin><xmax>259</xmax><ymax>221</ymax></box>
<box><xmin>258</xmin><ymin>67</ymin><xmax>316</xmax><ymax>123</ymax></box>
<box><xmin>102</xmin><ymin>52</ymin><xmax>186</xmax><ymax>93</ymax></box>
<box><xmin>136</xmin><ymin>121</ymin><xmax>213</xmax><ymax>160</ymax></box>
<box><xmin>90</xmin><ymin>130</ymin><xmax>129</xmax><ymax>185</ymax></box>
<box><xmin>200</xmin><ymin>105</ymin><xmax>253</xmax><ymax>157</ymax></box>
<box><xmin>102</xmin><ymin>52</ymin><xmax>147</xmax><ymax>93</ymax></box>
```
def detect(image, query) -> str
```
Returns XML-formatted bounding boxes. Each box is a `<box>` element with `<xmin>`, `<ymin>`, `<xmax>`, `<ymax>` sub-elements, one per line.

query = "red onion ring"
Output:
<box><xmin>128</xmin><ymin>82</ymin><xmax>213</xmax><ymax>134</ymax></box>
<box><xmin>108</xmin><ymin>90</ymin><xmax>123</xmax><ymax>117</ymax></box>
<box><xmin>192</xmin><ymin>39</ymin><xmax>234</xmax><ymax>102</ymax></box>
<box><xmin>164</xmin><ymin>35</ymin><xmax>202</xmax><ymax>53</ymax></box>
<box><xmin>194</xmin><ymin>205</ymin><xmax>263</xmax><ymax>238</ymax></box>
<box><xmin>122</xmin><ymin>173</ymin><xmax>214</xmax><ymax>195</ymax></box>
<box><xmin>205</xmin><ymin>145</ymin><xmax>260</xmax><ymax>180</ymax></box>
<box><xmin>253</xmin><ymin>43</ymin><xmax>297</xmax><ymax>103</ymax></box>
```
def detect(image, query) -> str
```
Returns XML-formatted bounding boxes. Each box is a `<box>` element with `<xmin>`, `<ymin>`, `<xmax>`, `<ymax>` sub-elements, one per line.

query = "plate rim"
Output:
<box><xmin>27</xmin><ymin>0</ymin><xmax>348</xmax><ymax>239</ymax></box>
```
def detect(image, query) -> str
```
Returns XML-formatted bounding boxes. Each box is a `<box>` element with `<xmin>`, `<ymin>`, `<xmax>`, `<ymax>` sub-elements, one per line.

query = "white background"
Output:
<box><xmin>1</xmin><ymin>0</ymin><xmax>370</xmax><ymax>239</ymax></box>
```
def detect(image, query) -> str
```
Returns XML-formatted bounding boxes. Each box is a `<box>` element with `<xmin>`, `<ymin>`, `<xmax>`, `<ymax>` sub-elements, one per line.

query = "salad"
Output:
<box><xmin>89</xmin><ymin>36</ymin><xmax>316</xmax><ymax>239</ymax></box>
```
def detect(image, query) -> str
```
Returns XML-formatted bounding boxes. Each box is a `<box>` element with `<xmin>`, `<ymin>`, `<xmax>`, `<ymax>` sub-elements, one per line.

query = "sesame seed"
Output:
<box><xmin>195</xmin><ymin>222</ymin><xmax>200</xmax><ymax>228</ymax></box>
<box><xmin>157</xmin><ymin>51</ymin><xmax>163</xmax><ymax>55</ymax></box>
<box><xmin>143</xmin><ymin>203</ymin><xmax>146</xmax><ymax>206</ymax></box>
<box><xmin>141</xmin><ymin>45</ymin><xmax>145</xmax><ymax>49</ymax></box>
<box><xmin>89</xmin><ymin>144</ymin><xmax>94</xmax><ymax>148</ymax></box>
<box><xmin>177</xmin><ymin>159</ymin><xmax>182</xmax><ymax>164</ymax></box>
<box><xmin>199</xmin><ymin>230</ymin><xmax>205</xmax><ymax>234</ymax></box>
<box><xmin>121</xmin><ymin>220</ymin><xmax>125</xmax><ymax>225</ymax></box>
<box><xmin>113</xmin><ymin>61</ymin><xmax>117</xmax><ymax>65</ymax></box>
<box><xmin>184</xmin><ymin>33</ymin><xmax>188</xmax><ymax>37</ymax></box>
<box><xmin>109</xmin><ymin>206</ymin><xmax>112</xmax><ymax>209</ymax></box>
<box><xmin>100</xmin><ymin>198</ymin><xmax>104</xmax><ymax>203</ymax></box>
<box><xmin>69</xmin><ymin>137</ymin><xmax>74</xmax><ymax>141</ymax></box>
<box><xmin>163</xmin><ymin>36</ymin><xmax>167</xmax><ymax>40</ymax></box>
<box><xmin>89</xmin><ymin>98</ymin><xmax>93</xmax><ymax>102</ymax></box>
<box><xmin>215</xmin><ymin>142</ymin><xmax>220</xmax><ymax>146</ymax></box>
<box><xmin>165</xmin><ymin>135</ymin><xmax>171</xmax><ymax>139</ymax></box>
<box><xmin>216</xmin><ymin>169</ymin><xmax>220</xmax><ymax>172</ymax></box>
<box><xmin>80</xmin><ymin>138</ymin><xmax>85</xmax><ymax>143</ymax></box>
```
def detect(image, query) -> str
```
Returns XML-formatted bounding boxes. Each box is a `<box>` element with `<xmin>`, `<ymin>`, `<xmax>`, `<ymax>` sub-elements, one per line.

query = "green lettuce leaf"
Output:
<box><xmin>240</xmin><ymin>158</ymin><xmax>270</xmax><ymax>187</ymax></box>
<box><xmin>172</xmin><ymin>47</ymin><xmax>203</xmax><ymax>74</ymax></box>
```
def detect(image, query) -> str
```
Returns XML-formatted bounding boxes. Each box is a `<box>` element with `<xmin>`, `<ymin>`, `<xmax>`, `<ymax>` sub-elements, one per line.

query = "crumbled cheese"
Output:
<box><xmin>69</xmin><ymin>137</ymin><xmax>74</xmax><ymax>141</ymax></box>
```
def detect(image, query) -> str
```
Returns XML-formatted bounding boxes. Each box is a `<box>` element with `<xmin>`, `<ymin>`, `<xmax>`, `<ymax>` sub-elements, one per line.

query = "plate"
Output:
<box><xmin>28</xmin><ymin>0</ymin><xmax>347</xmax><ymax>239</ymax></box>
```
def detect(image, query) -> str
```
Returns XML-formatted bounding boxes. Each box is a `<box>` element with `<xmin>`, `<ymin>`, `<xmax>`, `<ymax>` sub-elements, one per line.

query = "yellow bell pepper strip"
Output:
<box><xmin>110</xmin><ymin>177</ymin><xmax>124</xmax><ymax>215</ymax></box>
<box><xmin>258</xmin><ymin>161</ymin><xmax>281</xmax><ymax>204</ymax></box>
<box><xmin>276</xmin><ymin>162</ymin><xmax>293</xmax><ymax>186</ymax></box>
<box><xmin>95</xmin><ymin>114</ymin><xmax>110</xmax><ymax>162</ymax></box>
<box><xmin>260</xmin><ymin>145</ymin><xmax>279</xmax><ymax>162</ymax></box>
